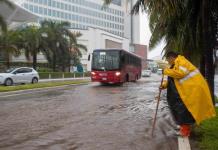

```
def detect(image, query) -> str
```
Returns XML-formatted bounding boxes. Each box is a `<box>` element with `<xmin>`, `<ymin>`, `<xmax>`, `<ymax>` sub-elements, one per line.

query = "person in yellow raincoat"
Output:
<box><xmin>161</xmin><ymin>51</ymin><xmax>216</xmax><ymax>137</ymax></box>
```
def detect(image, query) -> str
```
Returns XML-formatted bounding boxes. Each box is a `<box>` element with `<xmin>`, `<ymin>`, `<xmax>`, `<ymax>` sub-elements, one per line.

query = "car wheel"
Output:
<box><xmin>4</xmin><ymin>78</ymin><xmax>13</xmax><ymax>86</ymax></box>
<box><xmin>32</xmin><ymin>77</ymin><xmax>38</xmax><ymax>84</ymax></box>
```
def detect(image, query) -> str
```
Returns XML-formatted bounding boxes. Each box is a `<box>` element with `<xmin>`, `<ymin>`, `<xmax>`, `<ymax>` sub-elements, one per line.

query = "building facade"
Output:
<box><xmin>70</xmin><ymin>27</ymin><xmax>129</xmax><ymax>71</ymax></box>
<box><xmin>7</xmin><ymin>0</ymin><xmax>148</xmax><ymax>72</ymax></box>
<box><xmin>20</xmin><ymin>0</ymin><xmax>125</xmax><ymax>37</ymax></box>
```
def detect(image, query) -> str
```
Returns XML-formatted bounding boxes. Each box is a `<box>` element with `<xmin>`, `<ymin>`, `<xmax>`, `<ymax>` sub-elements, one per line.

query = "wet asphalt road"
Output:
<box><xmin>0</xmin><ymin>74</ymin><xmax>179</xmax><ymax>150</ymax></box>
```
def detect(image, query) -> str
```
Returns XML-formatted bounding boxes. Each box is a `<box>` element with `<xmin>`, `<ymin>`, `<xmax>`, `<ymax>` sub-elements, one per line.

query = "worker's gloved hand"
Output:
<box><xmin>159</xmin><ymin>85</ymin><xmax>165</xmax><ymax>90</ymax></box>
<box><xmin>159</xmin><ymin>80</ymin><xmax>168</xmax><ymax>90</ymax></box>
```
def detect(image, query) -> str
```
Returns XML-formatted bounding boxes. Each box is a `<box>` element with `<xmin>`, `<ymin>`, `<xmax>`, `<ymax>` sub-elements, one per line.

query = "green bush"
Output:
<box><xmin>36</xmin><ymin>67</ymin><xmax>53</xmax><ymax>72</ymax></box>
<box><xmin>64</xmin><ymin>72</ymin><xmax>75</xmax><ymax>78</ymax></box>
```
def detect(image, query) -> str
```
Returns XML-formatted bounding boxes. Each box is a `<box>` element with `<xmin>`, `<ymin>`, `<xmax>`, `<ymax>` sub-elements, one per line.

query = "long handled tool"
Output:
<box><xmin>151</xmin><ymin>74</ymin><xmax>164</xmax><ymax>137</ymax></box>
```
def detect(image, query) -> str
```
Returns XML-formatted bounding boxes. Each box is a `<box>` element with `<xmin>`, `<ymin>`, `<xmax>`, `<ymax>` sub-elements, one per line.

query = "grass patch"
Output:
<box><xmin>0</xmin><ymin>80</ymin><xmax>90</xmax><ymax>92</ymax></box>
<box><xmin>193</xmin><ymin>107</ymin><xmax>218</xmax><ymax>150</ymax></box>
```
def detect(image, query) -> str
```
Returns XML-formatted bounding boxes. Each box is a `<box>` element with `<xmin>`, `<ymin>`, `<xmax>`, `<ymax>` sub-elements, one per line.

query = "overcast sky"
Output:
<box><xmin>139</xmin><ymin>13</ymin><xmax>165</xmax><ymax>59</ymax></box>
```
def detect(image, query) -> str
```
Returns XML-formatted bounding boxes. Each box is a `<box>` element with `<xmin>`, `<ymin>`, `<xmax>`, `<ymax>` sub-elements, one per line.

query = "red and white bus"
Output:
<box><xmin>90</xmin><ymin>49</ymin><xmax>142</xmax><ymax>84</ymax></box>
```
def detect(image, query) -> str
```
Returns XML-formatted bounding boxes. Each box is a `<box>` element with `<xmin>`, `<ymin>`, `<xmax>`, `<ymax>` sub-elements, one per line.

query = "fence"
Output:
<box><xmin>39</xmin><ymin>72</ymin><xmax>90</xmax><ymax>79</ymax></box>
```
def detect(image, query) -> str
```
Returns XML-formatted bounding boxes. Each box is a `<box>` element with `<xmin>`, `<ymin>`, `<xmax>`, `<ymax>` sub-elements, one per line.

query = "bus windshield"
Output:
<box><xmin>92</xmin><ymin>51</ymin><xmax>120</xmax><ymax>71</ymax></box>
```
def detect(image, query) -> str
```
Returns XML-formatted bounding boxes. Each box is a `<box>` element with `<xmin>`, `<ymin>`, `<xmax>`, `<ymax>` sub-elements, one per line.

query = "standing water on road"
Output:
<box><xmin>0</xmin><ymin>74</ymin><xmax>178</xmax><ymax>150</ymax></box>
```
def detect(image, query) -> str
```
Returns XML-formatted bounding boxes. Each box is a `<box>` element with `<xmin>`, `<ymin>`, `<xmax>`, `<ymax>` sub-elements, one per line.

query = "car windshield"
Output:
<box><xmin>92</xmin><ymin>51</ymin><xmax>120</xmax><ymax>71</ymax></box>
<box><xmin>5</xmin><ymin>68</ymin><xmax>16</xmax><ymax>73</ymax></box>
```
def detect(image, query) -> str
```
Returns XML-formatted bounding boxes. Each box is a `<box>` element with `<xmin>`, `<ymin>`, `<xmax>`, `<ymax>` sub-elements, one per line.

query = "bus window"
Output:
<box><xmin>92</xmin><ymin>51</ymin><xmax>120</xmax><ymax>71</ymax></box>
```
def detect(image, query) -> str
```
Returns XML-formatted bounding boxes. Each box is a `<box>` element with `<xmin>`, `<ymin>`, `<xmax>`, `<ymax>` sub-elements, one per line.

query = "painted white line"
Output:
<box><xmin>0</xmin><ymin>83</ymin><xmax>89</xmax><ymax>98</ymax></box>
<box><xmin>178</xmin><ymin>136</ymin><xmax>191</xmax><ymax>150</ymax></box>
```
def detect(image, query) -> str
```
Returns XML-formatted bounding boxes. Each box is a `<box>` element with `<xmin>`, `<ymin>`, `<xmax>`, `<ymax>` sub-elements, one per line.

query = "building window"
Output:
<box><xmin>34</xmin><ymin>5</ymin><xmax>38</xmax><ymax>13</ymax></box>
<box><xmin>48</xmin><ymin>9</ymin><xmax>51</xmax><ymax>16</ymax></box>
<box><xmin>43</xmin><ymin>0</ymin><xmax>47</xmax><ymax>5</ymax></box>
<box><xmin>43</xmin><ymin>8</ymin><xmax>47</xmax><ymax>15</ymax></box>
<box><xmin>48</xmin><ymin>0</ymin><xmax>51</xmax><ymax>6</ymax></box>
<box><xmin>39</xmin><ymin>7</ymin><xmax>43</xmax><ymax>14</ymax></box>
<box><xmin>61</xmin><ymin>3</ymin><xmax>64</xmax><ymax>9</ymax></box>
<box><xmin>61</xmin><ymin>12</ymin><xmax>64</xmax><ymax>18</ymax></box>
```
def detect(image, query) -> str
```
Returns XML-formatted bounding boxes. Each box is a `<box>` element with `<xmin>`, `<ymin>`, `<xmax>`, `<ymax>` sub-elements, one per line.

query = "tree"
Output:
<box><xmin>0</xmin><ymin>0</ymin><xmax>14</xmax><ymax>32</ymax></box>
<box><xmin>18</xmin><ymin>25</ymin><xmax>42</xmax><ymax>69</ymax></box>
<box><xmin>40</xmin><ymin>20</ymin><xmax>87</xmax><ymax>72</ymax></box>
<box><xmin>131</xmin><ymin>0</ymin><xmax>218</xmax><ymax>104</ymax></box>
<box><xmin>0</xmin><ymin>31</ymin><xmax>20</xmax><ymax>68</ymax></box>
<box><xmin>69</xmin><ymin>32</ymin><xmax>87</xmax><ymax>65</ymax></box>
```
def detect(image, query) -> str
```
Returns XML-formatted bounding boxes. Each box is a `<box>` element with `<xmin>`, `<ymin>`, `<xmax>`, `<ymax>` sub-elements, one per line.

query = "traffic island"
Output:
<box><xmin>0</xmin><ymin>80</ymin><xmax>90</xmax><ymax>92</ymax></box>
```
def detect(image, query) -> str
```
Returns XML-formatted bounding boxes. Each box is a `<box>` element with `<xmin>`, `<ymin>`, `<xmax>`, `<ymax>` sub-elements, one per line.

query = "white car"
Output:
<box><xmin>0</xmin><ymin>67</ymin><xmax>39</xmax><ymax>86</ymax></box>
<box><xmin>142</xmin><ymin>69</ymin><xmax>152</xmax><ymax>77</ymax></box>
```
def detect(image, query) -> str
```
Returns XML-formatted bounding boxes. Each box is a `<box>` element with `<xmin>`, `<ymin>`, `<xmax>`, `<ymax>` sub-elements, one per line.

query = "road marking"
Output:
<box><xmin>178</xmin><ymin>136</ymin><xmax>191</xmax><ymax>150</ymax></box>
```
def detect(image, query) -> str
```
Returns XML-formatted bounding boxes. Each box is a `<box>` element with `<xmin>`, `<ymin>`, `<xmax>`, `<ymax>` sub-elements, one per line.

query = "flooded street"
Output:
<box><xmin>0</xmin><ymin>74</ymin><xmax>178</xmax><ymax>150</ymax></box>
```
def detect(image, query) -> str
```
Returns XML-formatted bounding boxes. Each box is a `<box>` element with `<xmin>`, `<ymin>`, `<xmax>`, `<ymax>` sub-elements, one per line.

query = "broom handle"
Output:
<box><xmin>151</xmin><ymin>74</ymin><xmax>164</xmax><ymax>136</ymax></box>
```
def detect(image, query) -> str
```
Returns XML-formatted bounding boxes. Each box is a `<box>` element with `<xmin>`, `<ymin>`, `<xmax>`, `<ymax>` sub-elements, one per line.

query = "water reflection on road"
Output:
<box><xmin>0</xmin><ymin>74</ymin><xmax>178</xmax><ymax>150</ymax></box>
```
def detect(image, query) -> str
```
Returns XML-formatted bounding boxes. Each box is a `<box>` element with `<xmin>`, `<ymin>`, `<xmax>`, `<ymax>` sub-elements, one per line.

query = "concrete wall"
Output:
<box><xmin>105</xmin><ymin>39</ymin><xmax>122</xmax><ymax>49</ymax></box>
<box><xmin>133</xmin><ymin>44</ymin><xmax>148</xmax><ymax>69</ymax></box>
<box><xmin>12</xmin><ymin>52</ymin><xmax>47</xmax><ymax>63</ymax></box>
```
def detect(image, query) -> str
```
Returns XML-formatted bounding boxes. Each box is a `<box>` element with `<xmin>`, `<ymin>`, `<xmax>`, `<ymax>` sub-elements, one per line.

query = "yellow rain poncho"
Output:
<box><xmin>163</xmin><ymin>55</ymin><xmax>216</xmax><ymax>124</ymax></box>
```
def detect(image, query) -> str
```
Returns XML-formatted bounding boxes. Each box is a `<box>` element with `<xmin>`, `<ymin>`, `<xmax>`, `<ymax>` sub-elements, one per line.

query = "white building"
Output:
<box><xmin>71</xmin><ymin>27</ymin><xmax>129</xmax><ymax>71</ymax></box>
<box><xmin>3</xmin><ymin>0</ymin><xmax>148</xmax><ymax>71</ymax></box>
<box><xmin>19</xmin><ymin>0</ymin><xmax>125</xmax><ymax>37</ymax></box>
<box><xmin>0</xmin><ymin>0</ymin><xmax>38</xmax><ymax>26</ymax></box>
<box><xmin>124</xmin><ymin>0</ymin><xmax>148</xmax><ymax>43</ymax></box>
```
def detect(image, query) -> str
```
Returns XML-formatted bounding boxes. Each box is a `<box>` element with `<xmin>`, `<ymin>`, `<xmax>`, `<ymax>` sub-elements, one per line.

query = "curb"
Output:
<box><xmin>178</xmin><ymin>137</ymin><xmax>191</xmax><ymax>150</ymax></box>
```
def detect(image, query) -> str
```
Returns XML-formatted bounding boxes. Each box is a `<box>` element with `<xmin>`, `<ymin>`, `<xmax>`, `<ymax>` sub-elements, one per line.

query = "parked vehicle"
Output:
<box><xmin>0</xmin><ymin>67</ymin><xmax>39</xmax><ymax>86</ymax></box>
<box><xmin>142</xmin><ymin>69</ymin><xmax>152</xmax><ymax>77</ymax></box>
<box><xmin>89</xmin><ymin>49</ymin><xmax>142</xmax><ymax>84</ymax></box>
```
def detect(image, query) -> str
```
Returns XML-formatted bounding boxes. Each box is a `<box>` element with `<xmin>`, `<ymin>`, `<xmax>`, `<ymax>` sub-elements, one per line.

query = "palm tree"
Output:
<box><xmin>67</xmin><ymin>32</ymin><xmax>87</xmax><ymax>72</ymax></box>
<box><xmin>69</xmin><ymin>32</ymin><xmax>87</xmax><ymax>59</ymax></box>
<box><xmin>18</xmin><ymin>26</ymin><xmax>42</xmax><ymax>69</ymax></box>
<box><xmin>40</xmin><ymin>20</ymin><xmax>87</xmax><ymax>72</ymax></box>
<box><xmin>131</xmin><ymin>0</ymin><xmax>218</xmax><ymax>103</ymax></box>
<box><xmin>0</xmin><ymin>0</ymin><xmax>14</xmax><ymax>32</ymax></box>
<box><xmin>40</xmin><ymin>21</ymin><xmax>69</xmax><ymax>71</ymax></box>
<box><xmin>0</xmin><ymin>31</ymin><xmax>20</xmax><ymax>68</ymax></box>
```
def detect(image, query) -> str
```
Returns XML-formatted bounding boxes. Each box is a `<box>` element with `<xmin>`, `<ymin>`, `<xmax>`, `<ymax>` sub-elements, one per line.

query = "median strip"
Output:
<box><xmin>0</xmin><ymin>80</ymin><xmax>90</xmax><ymax>92</ymax></box>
